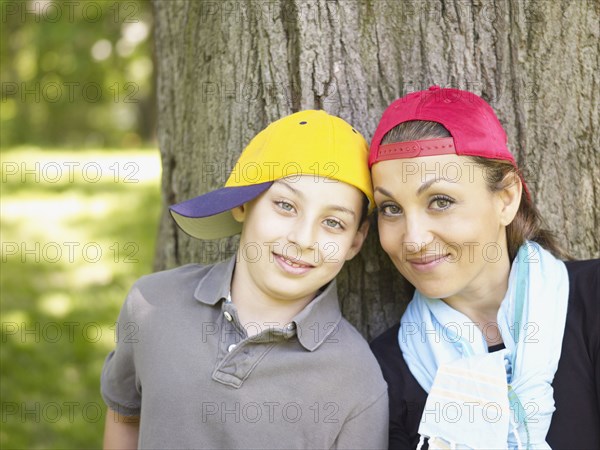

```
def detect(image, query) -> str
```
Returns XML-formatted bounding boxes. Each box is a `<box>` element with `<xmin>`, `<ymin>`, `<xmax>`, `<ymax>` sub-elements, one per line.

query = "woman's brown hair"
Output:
<box><xmin>381</xmin><ymin>121</ymin><xmax>570</xmax><ymax>261</ymax></box>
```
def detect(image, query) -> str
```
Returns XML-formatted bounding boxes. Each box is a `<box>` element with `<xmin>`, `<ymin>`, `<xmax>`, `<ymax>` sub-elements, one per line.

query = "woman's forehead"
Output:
<box><xmin>372</xmin><ymin>155</ymin><xmax>487</xmax><ymax>192</ymax></box>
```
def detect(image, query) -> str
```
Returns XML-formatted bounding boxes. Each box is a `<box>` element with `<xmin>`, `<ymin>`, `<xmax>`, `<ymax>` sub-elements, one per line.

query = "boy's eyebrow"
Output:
<box><xmin>328</xmin><ymin>205</ymin><xmax>356</xmax><ymax>218</ymax></box>
<box><xmin>275</xmin><ymin>180</ymin><xmax>303</xmax><ymax>197</ymax></box>
<box><xmin>276</xmin><ymin>180</ymin><xmax>356</xmax><ymax>218</ymax></box>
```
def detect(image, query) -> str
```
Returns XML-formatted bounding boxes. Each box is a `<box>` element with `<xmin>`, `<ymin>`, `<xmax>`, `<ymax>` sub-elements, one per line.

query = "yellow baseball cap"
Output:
<box><xmin>170</xmin><ymin>110</ymin><xmax>374</xmax><ymax>240</ymax></box>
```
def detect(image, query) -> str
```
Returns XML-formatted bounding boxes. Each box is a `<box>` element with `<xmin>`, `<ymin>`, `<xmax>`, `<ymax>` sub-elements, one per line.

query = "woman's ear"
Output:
<box><xmin>497</xmin><ymin>173</ymin><xmax>522</xmax><ymax>226</ymax></box>
<box><xmin>345</xmin><ymin>220</ymin><xmax>370</xmax><ymax>261</ymax></box>
<box><xmin>230</xmin><ymin>204</ymin><xmax>246</xmax><ymax>223</ymax></box>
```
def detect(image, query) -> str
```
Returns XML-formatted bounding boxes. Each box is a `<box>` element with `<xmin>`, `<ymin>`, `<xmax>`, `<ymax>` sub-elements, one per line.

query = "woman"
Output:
<box><xmin>369</xmin><ymin>86</ymin><xmax>599</xmax><ymax>449</ymax></box>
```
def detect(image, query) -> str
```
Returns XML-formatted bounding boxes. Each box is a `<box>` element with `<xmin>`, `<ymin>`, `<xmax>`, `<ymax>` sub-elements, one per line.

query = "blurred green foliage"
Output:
<box><xmin>1</xmin><ymin>0</ymin><xmax>155</xmax><ymax>148</ymax></box>
<box><xmin>2</xmin><ymin>1</ymin><xmax>160</xmax><ymax>446</ymax></box>
<box><xmin>1</xmin><ymin>147</ymin><xmax>161</xmax><ymax>447</ymax></box>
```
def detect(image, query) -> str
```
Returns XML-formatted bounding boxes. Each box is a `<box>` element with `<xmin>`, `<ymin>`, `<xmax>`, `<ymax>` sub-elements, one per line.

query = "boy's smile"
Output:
<box><xmin>273</xmin><ymin>252</ymin><xmax>315</xmax><ymax>275</ymax></box>
<box><xmin>229</xmin><ymin>175</ymin><xmax>368</xmax><ymax>326</ymax></box>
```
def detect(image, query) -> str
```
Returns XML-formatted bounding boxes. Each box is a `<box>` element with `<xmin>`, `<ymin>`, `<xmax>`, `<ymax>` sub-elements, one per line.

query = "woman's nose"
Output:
<box><xmin>401</xmin><ymin>213</ymin><xmax>433</xmax><ymax>254</ymax></box>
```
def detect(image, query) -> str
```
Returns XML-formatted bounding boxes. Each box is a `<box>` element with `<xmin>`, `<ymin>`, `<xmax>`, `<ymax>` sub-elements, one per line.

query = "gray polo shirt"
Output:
<box><xmin>101</xmin><ymin>257</ymin><xmax>388</xmax><ymax>449</ymax></box>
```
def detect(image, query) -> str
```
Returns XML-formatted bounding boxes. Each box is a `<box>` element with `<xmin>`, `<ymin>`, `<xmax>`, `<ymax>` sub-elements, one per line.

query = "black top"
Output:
<box><xmin>370</xmin><ymin>259</ymin><xmax>600</xmax><ymax>450</ymax></box>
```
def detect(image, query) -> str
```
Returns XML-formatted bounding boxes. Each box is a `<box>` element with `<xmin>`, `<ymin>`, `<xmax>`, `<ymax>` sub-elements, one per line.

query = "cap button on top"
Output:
<box><xmin>223</xmin><ymin>311</ymin><xmax>233</xmax><ymax>322</ymax></box>
<box><xmin>429</xmin><ymin>85</ymin><xmax>440</xmax><ymax>90</ymax></box>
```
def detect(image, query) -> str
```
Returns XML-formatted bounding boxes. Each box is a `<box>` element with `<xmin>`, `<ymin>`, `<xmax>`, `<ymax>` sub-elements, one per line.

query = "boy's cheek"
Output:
<box><xmin>318</xmin><ymin>239</ymin><xmax>353</xmax><ymax>264</ymax></box>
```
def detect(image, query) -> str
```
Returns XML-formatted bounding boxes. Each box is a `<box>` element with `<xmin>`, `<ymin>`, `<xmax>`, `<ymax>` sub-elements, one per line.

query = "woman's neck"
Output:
<box><xmin>442</xmin><ymin>257</ymin><xmax>511</xmax><ymax>346</ymax></box>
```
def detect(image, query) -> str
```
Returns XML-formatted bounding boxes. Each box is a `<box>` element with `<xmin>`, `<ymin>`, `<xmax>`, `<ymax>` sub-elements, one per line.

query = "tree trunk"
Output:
<box><xmin>152</xmin><ymin>0</ymin><xmax>599</xmax><ymax>340</ymax></box>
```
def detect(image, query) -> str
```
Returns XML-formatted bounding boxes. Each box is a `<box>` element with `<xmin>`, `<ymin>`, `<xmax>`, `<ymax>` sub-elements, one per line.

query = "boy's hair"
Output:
<box><xmin>170</xmin><ymin>110</ymin><xmax>374</xmax><ymax>240</ymax></box>
<box><xmin>359</xmin><ymin>195</ymin><xmax>369</xmax><ymax>226</ymax></box>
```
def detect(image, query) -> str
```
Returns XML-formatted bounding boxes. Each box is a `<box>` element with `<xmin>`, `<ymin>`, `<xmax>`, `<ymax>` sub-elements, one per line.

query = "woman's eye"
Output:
<box><xmin>430</xmin><ymin>196</ymin><xmax>453</xmax><ymax>210</ymax></box>
<box><xmin>324</xmin><ymin>218</ymin><xmax>342</xmax><ymax>229</ymax></box>
<box><xmin>378</xmin><ymin>204</ymin><xmax>402</xmax><ymax>216</ymax></box>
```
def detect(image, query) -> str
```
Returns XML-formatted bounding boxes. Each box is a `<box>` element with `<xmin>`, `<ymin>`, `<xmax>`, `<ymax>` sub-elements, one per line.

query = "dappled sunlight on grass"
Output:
<box><xmin>1</xmin><ymin>147</ymin><xmax>161</xmax><ymax>448</ymax></box>
<box><xmin>37</xmin><ymin>292</ymin><xmax>73</xmax><ymax>318</ymax></box>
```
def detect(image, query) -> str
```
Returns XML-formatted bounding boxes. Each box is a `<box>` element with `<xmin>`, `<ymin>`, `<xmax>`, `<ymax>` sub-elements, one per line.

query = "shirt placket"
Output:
<box><xmin>212</xmin><ymin>300</ymin><xmax>297</xmax><ymax>388</ymax></box>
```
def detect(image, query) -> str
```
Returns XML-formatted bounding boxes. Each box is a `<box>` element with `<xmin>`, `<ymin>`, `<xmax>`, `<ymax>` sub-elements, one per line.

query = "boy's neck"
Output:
<box><xmin>229</xmin><ymin>269</ymin><xmax>317</xmax><ymax>337</ymax></box>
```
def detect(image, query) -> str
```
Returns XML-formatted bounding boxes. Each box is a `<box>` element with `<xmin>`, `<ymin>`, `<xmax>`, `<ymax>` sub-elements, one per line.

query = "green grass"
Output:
<box><xmin>1</xmin><ymin>147</ymin><xmax>162</xmax><ymax>448</ymax></box>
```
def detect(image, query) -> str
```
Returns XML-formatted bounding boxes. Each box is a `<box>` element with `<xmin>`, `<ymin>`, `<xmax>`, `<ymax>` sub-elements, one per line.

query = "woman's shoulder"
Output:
<box><xmin>369</xmin><ymin>323</ymin><xmax>419</xmax><ymax>392</ymax></box>
<box><xmin>370</xmin><ymin>323</ymin><xmax>401</xmax><ymax>360</ymax></box>
<box><xmin>561</xmin><ymin>258</ymin><xmax>599</xmax><ymax>357</ymax></box>
<box><xmin>564</xmin><ymin>258</ymin><xmax>599</xmax><ymax>312</ymax></box>
<box><xmin>548</xmin><ymin>259</ymin><xmax>600</xmax><ymax>448</ymax></box>
<box><xmin>564</xmin><ymin>258</ymin><xmax>600</xmax><ymax>279</ymax></box>
<box><xmin>370</xmin><ymin>323</ymin><xmax>427</xmax><ymax>447</ymax></box>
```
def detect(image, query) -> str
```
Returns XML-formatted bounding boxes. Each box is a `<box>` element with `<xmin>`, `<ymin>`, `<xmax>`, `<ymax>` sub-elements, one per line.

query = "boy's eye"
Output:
<box><xmin>430</xmin><ymin>195</ymin><xmax>454</xmax><ymax>210</ymax></box>
<box><xmin>378</xmin><ymin>203</ymin><xmax>402</xmax><ymax>216</ymax></box>
<box><xmin>275</xmin><ymin>201</ymin><xmax>295</xmax><ymax>212</ymax></box>
<box><xmin>323</xmin><ymin>218</ymin><xmax>343</xmax><ymax>229</ymax></box>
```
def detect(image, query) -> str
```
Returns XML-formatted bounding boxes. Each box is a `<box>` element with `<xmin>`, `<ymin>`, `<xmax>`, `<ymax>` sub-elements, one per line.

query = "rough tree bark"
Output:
<box><xmin>152</xmin><ymin>0</ymin><xmax>599</xmax><ymax>340</ymax></box>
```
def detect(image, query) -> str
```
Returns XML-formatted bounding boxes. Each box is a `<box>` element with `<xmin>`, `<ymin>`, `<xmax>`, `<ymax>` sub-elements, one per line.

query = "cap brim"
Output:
<box><xmin>169</xmin><ymin>181</ymin><xmax>272</xmax><ymax>240</ymax></box>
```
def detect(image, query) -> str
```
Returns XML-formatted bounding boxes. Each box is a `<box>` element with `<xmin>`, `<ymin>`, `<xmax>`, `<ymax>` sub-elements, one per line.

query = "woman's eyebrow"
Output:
<box><xmin>374</xmin><ymin>186</ymin><xmax>394</xmax><ymax>197</ymax></box>
<box><xmin>416</xmin><ymin>177</ymin><xmax>455</xmax><ymax>195</ymax></box>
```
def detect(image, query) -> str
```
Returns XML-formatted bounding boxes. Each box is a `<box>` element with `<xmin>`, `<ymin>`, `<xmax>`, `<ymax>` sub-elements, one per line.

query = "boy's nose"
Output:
<box><xmin>286</xmin><ymin>219</ymin><xmax>316</xmax><ymax>250</ymax></box>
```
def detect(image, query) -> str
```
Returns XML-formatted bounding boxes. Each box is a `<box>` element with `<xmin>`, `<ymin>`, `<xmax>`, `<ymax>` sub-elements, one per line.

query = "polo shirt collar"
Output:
<box><xmin>292</xmin><ymin>280</ymin><xmax>342</xmax><ymax>351</ymax></box>
<box><xmin>193</xmin><ymin>257</ymin><xmax>235</xmax><ymax>305</ymax></box>
<box><xmin>193</xmin><ymin>256</ymin><xmax>342</xmax><ymax>351</ymax></box>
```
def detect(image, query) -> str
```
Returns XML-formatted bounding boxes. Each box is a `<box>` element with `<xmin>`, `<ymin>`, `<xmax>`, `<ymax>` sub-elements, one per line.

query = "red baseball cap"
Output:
<box><xmin>369</xmin><ymin>86</ymin><xmax>529</xmax><ymax>196</ymax></box>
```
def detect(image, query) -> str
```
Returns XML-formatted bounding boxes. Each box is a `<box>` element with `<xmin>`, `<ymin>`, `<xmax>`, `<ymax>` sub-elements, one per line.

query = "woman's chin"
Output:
<box><xmin>411</xmin><ymin>282</ymin><xmax>455</xmax><ymax>300</ymax></box>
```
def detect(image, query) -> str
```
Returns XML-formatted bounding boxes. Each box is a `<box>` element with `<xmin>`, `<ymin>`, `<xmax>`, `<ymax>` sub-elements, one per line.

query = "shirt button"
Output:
<box><xmin>223</xmin><ymin>311</ymin><xmax>233</xmax><ymax>322</ymax></box>
<box><xmin>228</xmin><ymin>344</ymin><xmax>237</xmax><ymax>352</ymax></box>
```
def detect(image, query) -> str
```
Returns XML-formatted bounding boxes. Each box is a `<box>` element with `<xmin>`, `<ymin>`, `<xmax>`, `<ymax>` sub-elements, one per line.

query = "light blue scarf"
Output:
<box><xmin>399</xmin><ymin>241</ymin><xmax>569</xmax><ymax>449</ymax></box>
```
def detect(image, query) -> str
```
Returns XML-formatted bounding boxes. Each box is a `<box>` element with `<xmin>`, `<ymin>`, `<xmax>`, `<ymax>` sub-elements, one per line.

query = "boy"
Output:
<box><xmin>101</xmin><ymin>110</ymin><xmax>388</xmax><ymax>449</ymax></box>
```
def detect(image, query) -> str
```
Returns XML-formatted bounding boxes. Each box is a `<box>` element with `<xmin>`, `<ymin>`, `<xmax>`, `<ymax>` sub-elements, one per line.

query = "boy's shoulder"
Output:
<box><xmin>136</xmin><ymin>262</ymin><xmax>209</xmax><ymax>289</ymax></box>
<box><xmin>131</xmin><ymin>263</ymin><xmax>203</xmax><ymax>300</ymax></box>
<box><xmin>130</xmin><ymin>258</ymin><xmax>233</xmax><ymax>307</ymax></box>
<box><xmin>316</xmin><ymin>316</ymin><xmax>388</xmax><ymax>389</ymax></box>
